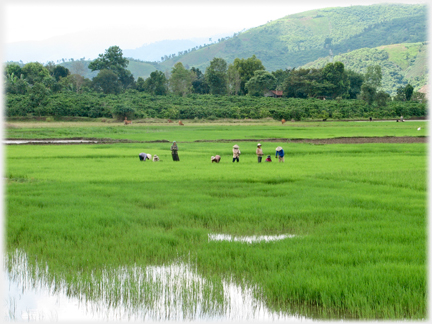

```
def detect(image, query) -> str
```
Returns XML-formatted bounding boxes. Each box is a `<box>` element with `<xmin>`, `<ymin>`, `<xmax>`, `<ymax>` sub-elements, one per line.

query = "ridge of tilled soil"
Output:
<box><xmin>5</xmin><ymin>136</ymin><xmax>427</xmax><ymax>145</ymax></box>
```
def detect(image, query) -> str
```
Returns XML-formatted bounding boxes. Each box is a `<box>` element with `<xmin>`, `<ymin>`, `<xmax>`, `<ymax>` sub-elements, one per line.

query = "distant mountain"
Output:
<box><xmin>158</xmin><ymin>3</ymin><xmax>427</xmax><ymax>72</ymax></box>
<box><xmin>302</xmin><ymin>42</ymin><xmax>428</xmax><ymax>96</ymax></box>
<box><xmin>123</xmin><ymin>33</ymin><xmax>233</xmax><ymax>62</ymax></box>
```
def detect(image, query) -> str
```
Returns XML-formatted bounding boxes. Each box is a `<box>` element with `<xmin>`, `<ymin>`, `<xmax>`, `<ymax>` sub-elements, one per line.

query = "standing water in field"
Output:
<box><xmin>4</xmin><ymin>250</ymin><xmax>310</xmax><ymax>322</ymax></box>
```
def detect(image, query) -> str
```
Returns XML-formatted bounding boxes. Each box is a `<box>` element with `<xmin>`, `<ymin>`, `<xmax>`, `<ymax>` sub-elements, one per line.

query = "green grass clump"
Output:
<box><xmin>5</xmin><ymin>123</ymin><xmax>426</xmax><ymax>319</ymax></box>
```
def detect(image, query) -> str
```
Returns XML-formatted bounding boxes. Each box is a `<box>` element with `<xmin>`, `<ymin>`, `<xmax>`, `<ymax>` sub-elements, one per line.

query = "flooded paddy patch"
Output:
<box><xmin>4</xmin><ymin>250</ymin><xmax>309</xmax><ymax>322</ymax></box>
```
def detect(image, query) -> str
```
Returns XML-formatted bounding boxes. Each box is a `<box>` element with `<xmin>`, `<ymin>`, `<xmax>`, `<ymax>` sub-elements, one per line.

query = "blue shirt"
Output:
<box><xmin>275</xmin><ymin>149</ymin><xmax>284</xmax><ymax>158</ymax></box>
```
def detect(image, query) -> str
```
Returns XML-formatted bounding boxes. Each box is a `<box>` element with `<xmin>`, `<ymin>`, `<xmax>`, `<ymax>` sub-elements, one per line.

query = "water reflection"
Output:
<box><xmin>4</xmin><ymin>250</ymin><xmax>310</xmax><ymax>322</ymax></box>
<box><xmin>208</xmin><ymin>234</ymin><xmax>295</xmax><ymax>243</ymax></box>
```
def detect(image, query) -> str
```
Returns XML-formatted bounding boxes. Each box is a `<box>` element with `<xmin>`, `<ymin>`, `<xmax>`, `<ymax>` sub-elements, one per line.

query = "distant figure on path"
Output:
<box><xmin>171</xmin><ymin>141</ymin><xmax>180</xmax><ymax>161</ymax></box>
<box><xmin>281</xmin><ymin>119</ymin><xmax>286</xmax><ymax>124</ymax></box>
<box><xmin>400</xmin><ymin>116</ymin><xmax>404</xmax><ymax>122</ymax></box>
<box><xmin>124</xmin><ymin>117</ymin><xmax>132</xmax><ymax>125</ymax></box>
<box><xmin>232</xmin><ymin>145</ymin><xmax>241</xmax><ymax>163</ymax></box>
<box><xmin>256</xmin><ymin>143</ymin><xmax>263</xmax><ymax>163</ymax></box>
<box><xmin>153</xmin><ymin>155</ymin><xmax>160</xmax><ymax>162</ymax></box>
<box><xmin>369</xmin><ymin>117</ymin><xmax>372</xmax><ymax>122</ymax></box>
<box><xmin>265</xmin><ymin>155</ymin><xmax>272</xmax><ymax>162</ymax></box>
<box><xmin>139</xmin><ymin>153</ymin><xmax>148</xmax><ymax>161</ymax></box>
<box><xmin>179</xmin><ymin>120</ymin><xmax>184</xmax><ymax>126</ymax></box>
<box><xmin>211</xmin><ymin>155</ymin><xmax>221</xmax><ymax>163</ymax></box>
<box><xmin>275</xmin><ymin>146</ymin><xmax>285</xmax><ymax>162</ymax></box>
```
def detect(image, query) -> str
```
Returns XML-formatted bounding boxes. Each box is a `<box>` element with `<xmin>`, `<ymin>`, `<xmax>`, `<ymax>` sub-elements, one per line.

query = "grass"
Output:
<box><xmin>5</xmin><ymin>120</ymin><xmax>428</xmax><ymax>142</ymax></box>
<box><xmin>5</xmin><ymin>122</ymin><xmax>427</xmax><ymax>319</ymax></box>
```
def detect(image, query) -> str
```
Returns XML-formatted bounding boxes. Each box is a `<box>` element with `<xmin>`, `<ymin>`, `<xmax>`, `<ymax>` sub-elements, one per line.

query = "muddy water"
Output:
<box><xmin>4</xmin><ymin>250</ymin><xmax>311</xmax><ymax>322</ymax></box>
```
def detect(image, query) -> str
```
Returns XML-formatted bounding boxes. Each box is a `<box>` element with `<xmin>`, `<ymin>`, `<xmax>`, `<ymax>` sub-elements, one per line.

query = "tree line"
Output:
<box><xmin>4</xmin><ymin>46</ymin><xmax>426</xmax><ymax>120</ymax></box>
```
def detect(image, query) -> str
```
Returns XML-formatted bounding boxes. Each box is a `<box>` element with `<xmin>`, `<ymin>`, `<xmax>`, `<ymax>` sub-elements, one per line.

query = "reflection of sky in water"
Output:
<box><xmin>4</xmin><ymin>250</ymin><xmax>311</xmax><ymax>322</ymax></box>
<box><xmin>208</xmin><ymin>234</ymin><xmax>295</xmax><ymax>243</ymax></box>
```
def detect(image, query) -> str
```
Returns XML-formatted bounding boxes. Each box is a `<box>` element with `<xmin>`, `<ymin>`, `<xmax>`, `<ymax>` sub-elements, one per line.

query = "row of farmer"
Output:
<box><xmin>139</xmin><ymin>142</ymin><xmax>285</xmax><ymax>163</ymax></box>
<box><xmin>231</xmin><ymin>143</ymin><xmax>285</xmax><ymax>163</ymax></box>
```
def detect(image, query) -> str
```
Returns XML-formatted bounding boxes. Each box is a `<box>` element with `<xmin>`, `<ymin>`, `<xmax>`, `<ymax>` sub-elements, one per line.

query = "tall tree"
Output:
<box><xmin>364</xmin><ymin>65</ymin><xmax>382</xmax><ymax>88</ymax></box>
<box><xmin>227</xmin><ymin>64</ymin><xmax>241</xmax><ymax>95</ymax></box>
<box><xmin>232</xmin><ymin>55</ymin><xmax>265</xmax><ymax>95</ymax></box>
<box><xmin>245</xmin><ymin>70</ymin><xmax>276</xmax><ymax>96</ymax></box>
<box><xmin>89</xmin><ymin>46</ymin><xmax>134</xmax><ymax>90</ymax></box>
<box><xmin>169</xmin><ymin>62</ymin><xmax>194</xmax><ymax>96</ymax></box>
<box><xmin>92</xmin><ymin>69</ymin><xmax>122</xmax><ymax>94</ymax></box>
<box><xmin>205</xmin><ymin>57</ymin><xmax>228</xmax><ymax>95</ymax></box>
<box><xmin>191</xmin><ymin>67</ymin><xmax>209</xmax><ymax>94</ymax></box>
<box><xmin>321</xmin><ymin>62</ymin><xmax>349</xmax><ymax>98</ymax></box>
<box><xmin>21</xmin><ymin>62</ymin><xmax>50</xmax><ymax>85</ymax></box>
<box><xmin>144</xmin><ymin>71</ymin><xmax>168</xmax><ymax>95</ymax></box>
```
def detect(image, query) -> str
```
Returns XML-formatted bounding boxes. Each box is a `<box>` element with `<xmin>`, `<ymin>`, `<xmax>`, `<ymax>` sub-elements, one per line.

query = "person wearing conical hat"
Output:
<box><xmin>171</xmin><ymin>141</ymin><xmax>180</xmax><ymax>161</ymax></box>
<box><xmin>139</xmin><ymin>152</ymin><xmax>148</xmax><ymax>161</ymax></box>
<box><xmin>232</xmin><ymin>144</ymin><xmax>241</xmax><ymax>162</ymax></box>
<box><xmin>256</xmin><ymin>143</ymin><xmax>263</xmax><ymax>163</ymax></box>
<box><xmin>211</xmin><ymin>155</ymin><xmax>221</xmax><ymax>163</ymax></box>
<box><xmin>275</xmin><ymin>146</ymin><xmax>285</xmax><ymax>162</ymax></box>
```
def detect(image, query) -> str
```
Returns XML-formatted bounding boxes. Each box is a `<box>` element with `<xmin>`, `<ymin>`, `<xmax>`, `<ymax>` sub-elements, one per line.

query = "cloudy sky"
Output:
<box><xmin>2</xmin><ymin>0</ymin><xmax>428</xmax><ymax>63</ymax></box>
<box><xmin>4</xmin><ymin>0</ymin><xmax>428</xmax><ymax>45</ymax></box>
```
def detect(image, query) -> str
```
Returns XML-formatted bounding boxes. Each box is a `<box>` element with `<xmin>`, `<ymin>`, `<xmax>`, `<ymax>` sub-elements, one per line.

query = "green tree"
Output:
<box><xmin>227</xmin><ymin>64</ymin><xmax>241</xmax><ymax>95</ymax></box>
<box><xmin>52</xmin><ymin>65</ymin><xmax>70</xmax><ymax>81</ymax></box>
<box><xmin>346</xmin><ymin>70</ymin><xmax>364</xmax><ymax>99</ymax></box>
<box><xmin>245</xmin><ymin>70</ymin><xmax>276</xmax><ymax>96</ymax></box>
<box><xmin>321</xmin><ymin>62</ymin><xmax>349</xmax><ymax>98</ymax></box>
<box><xmin>375</xmin><ymin>90</ymin><xmax>390</xmax><ymax>107</ymax></box>
<box><xmin>144</xmin><ymin>71</ymin><xmax>168</xmax><ymax>95</ymax></box>
<box><xmin>232</xmin><ymin>55</ymin><xmax>265</xmax><ymax>95</ymax></box>
<box><xmin>136</xmin><ymin>77</ymin><xmax>146</xmax><ymax>92</ymax></box>
<box><xmin>89</xmin><ymin>46</ymin><xmax>134</xmax><ymax>90</ymax></box>
<box><xmin>205</xmin><ymin>57</ymin><xmax>228</xmax><ymax>95</ymax></box>
<box><xmin>21</xmin><ymin>62</ymin><xmax>50</xmax><ymax>85</ymax></box>
<box><xmin>360</xmin><ymin>83</ymin><xmax>377</xmax><ymax>105</ymax></box>
<box><xmin>191</xmin><ymin>67</ymin><xmax>209</xmax><ymax>94</ymax></box>
<box><xmin>364</xmin><ymin>65</ymin><xmax>382</xmax><ymax>88</ymax></box>
<box><xmin>405</xmin><ymin>84</ymin><xmax>414</xmax><ymax>101</ymax></box>
<box><xmin>169</xmin><ymin>62</ymin><xmax>194</xmax><ymax>96</ymax></box>
<box><xmin>92</xmin><ymin>69</ymin><xmax>122</xmax><ymax>94</ymax></box>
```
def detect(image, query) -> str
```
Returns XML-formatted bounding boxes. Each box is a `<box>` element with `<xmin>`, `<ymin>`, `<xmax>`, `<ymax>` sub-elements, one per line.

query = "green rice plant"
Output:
<box><xmin>4</xmin><ymin>123</ymin><xmax>426</xmax><ymax>319</ymax></box>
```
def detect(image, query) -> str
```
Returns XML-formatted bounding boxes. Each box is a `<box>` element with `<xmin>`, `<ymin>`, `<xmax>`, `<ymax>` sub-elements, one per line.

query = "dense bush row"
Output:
<box><xmin>5</xmin><ymin>91</ymin><xmax>427</xmax><ymax>121</ymax></box>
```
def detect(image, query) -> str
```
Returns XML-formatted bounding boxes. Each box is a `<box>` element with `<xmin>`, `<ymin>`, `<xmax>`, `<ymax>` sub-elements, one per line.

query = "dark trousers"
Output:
<box><xmin>232</xmin><ymin>157</ymin><xmax>239</xmax><ymax>162</ymax></box>
<box><xmin>172</xmin><ymin>153</ymin><xmax>179</xmax><ymax>161</ymax></box>
<box><xmin>258</xmin><ymin>156</ymin><xmax>262</xmax><ymax>163</ymax></box>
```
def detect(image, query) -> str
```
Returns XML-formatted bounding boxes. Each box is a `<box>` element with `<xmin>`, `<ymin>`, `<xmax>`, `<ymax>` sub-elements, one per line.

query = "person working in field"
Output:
<box><xmin>232</xmin><ymin>145</ymin><xmax>241</xmax><ymax>162</ymax></box>
<box><xmin>153</xmin><ymin>155</ymin><xmax>160</xmax><ymax>162</ymax></box>
<box><xmin>139</xmin><ymin>153</ymin><xmax>151</xmax><ymax>161</ymax></box>
<box><xmin>211</xmin><ymin>155</ymin><xmax>221</xmax><ymax>163</ymax></box>
<box><xmin>265</xmin><ymin>155</ymin><xmax>272</xmax><ymax>162</ymax></box>
<box><xmin>275</xmin><ymin>146</ymin><xmax>285</xmax><ymax>162</ymax></box>
<box><xmin>256</xmin><ymin>143</ymin><xmax>263</xmax><ymax>163</ymax></box>
<box><xmin>171</xmin><ymin>141</ymin><xmax>180</xmax><ymax>161</ymax></box>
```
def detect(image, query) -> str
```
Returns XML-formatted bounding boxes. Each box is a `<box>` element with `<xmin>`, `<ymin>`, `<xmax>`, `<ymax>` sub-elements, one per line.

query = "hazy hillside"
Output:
<box><xmin>123</xmin><ymin>33</ymin><xmax>233</xmax><ymax>62</ymax></box>
<box><xmin>159</xmin><ymin>3</ymin><xmax>426</xmax><ymax>72</ymax></box>
<box><xmin>303</xmin><ymin>42</ymin><xmax>428</xmax><ymax>96</ymax></box>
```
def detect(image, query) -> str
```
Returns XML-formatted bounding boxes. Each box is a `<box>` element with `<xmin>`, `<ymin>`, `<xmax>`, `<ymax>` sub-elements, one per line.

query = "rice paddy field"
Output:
<box><xmin>4</xmin><ymin>120</ymin><xmax>428</xmax><ymax>320</ymax></box>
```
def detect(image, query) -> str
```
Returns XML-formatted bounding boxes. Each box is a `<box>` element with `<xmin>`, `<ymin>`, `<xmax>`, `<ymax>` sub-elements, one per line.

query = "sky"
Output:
<box><xmin>3</xmin><ymin>0</ymin><xmax>429</xmax><ymax>49</ymax></box>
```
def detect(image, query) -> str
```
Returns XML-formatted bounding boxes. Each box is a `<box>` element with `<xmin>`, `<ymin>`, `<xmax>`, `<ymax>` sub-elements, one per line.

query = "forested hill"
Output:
<box><xmin>158</xmin><ymin>3</ymin><xmax>427</xmax><ymax>72</ymax></box>
<box><xmin>302</xmin><ymin>42</ymin><xmax>428</xmax><ymax>96</ymax></box>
